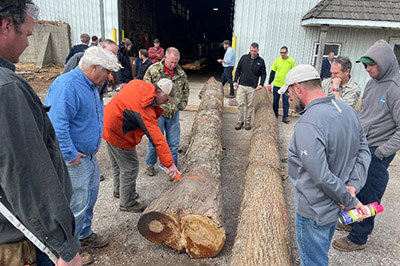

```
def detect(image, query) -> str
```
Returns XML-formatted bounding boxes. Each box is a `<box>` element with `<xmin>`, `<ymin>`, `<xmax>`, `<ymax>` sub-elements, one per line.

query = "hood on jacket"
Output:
<box><xmin>362</xmin><ymin>39</ymin><xmax>400</xmax><ymax>84</ymax></box>
<box><xmin>132</xmin><ymin>80</ymin><xmax>157</xmax><ymax>108</ymax></box>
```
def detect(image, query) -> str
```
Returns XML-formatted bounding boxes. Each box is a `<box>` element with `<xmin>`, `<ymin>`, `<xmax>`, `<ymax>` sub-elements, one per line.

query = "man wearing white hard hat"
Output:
<box><xmin>282</xmin><ymin>65</ymin><xmax>370</xmax><ymax>265</ymax></box>
<box><xmin>103</xmin><ymin>78</ymin><xmax>180</xmax><ymax>213</ymax></box>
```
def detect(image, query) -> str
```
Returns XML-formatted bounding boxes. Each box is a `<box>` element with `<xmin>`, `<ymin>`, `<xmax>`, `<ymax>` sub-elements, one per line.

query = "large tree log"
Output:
<box><xmin>230</xmin><ymin>89</ymin><xmax>293</xmax><ymax>266</ymax></box>
<box><xmin>137</xmin><ymin>77</ymin><xmax>225</xmax><ymax>258</ymax></box>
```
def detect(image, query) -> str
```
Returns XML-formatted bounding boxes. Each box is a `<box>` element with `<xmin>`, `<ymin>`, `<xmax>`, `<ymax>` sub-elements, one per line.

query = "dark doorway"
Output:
<box><xmin>120</xmin><ymin>0</ymin><xmax>233</xmax><ymax>76</ymax></box>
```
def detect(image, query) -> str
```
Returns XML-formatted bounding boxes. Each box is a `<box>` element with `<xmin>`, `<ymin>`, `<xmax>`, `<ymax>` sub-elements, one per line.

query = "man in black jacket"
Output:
<box><xmin>114</xmin><ymin>38</ymin><xmax>133</xmax><ymax>85</ymax></box>
<box><xmin>233</xmin><ymin>42</ymin><xmax>266</xmax><ymax>130</ymax></box>
<box><xmin>137</xmin><ymin>48</ymin><xmax>152</xmax><ymax>80</ymax></box>
<box><xmin>65</xmin><ymin>33</ymin><xmax>90</xmax><ymax>64</ymax></box>
<box><xmin>0</xmin><ymin>1</ymin><xmax>81</xmax><ymax>265</ymax></box>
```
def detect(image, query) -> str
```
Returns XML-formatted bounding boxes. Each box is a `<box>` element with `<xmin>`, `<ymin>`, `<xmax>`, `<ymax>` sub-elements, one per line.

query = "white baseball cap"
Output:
<box><xmin>156</xmin><ymin>78</ymin><xmax>175</xmax><ymax>103</ymax></box>
<box><xmin>278</xmin><ymin>64</ymin><xmax>320</xmax><ymax>95</ymax></box>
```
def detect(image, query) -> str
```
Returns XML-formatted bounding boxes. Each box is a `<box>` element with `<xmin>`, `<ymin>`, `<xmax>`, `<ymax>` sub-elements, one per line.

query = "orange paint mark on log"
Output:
<box><xmin>200</xmin><ymin>119</ymin><xmax>207</xmax><ymax>123</ymax></box>
<box><xmin>217</xmin><ymin>99</ymin><xmax>222</xmax><ymax>105</ymax></box>
<box><xmin>195</xmin><ymin>148</ymin><xmax>201</xmax><ymax>151</ymax></box>
<box><xmin>181</xmin><ymin>175</ymin><xmax>199</xmax><ymax>181</ymax></box>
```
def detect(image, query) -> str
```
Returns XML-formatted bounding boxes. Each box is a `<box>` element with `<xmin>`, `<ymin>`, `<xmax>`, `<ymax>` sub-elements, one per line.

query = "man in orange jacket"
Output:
<box><xmin>103</xmin><ymin>78</ymin><xmax>180</xmax><ymax>212</ymax></box>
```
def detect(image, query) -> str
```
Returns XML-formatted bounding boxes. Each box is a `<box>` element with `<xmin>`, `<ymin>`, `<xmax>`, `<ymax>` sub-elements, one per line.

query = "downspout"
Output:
<box><xmin>99</xmin><ymin>0</ymin><xmax>105</xmax><ymax>39</ymax></box>
<box><xmin>316</xmin><ymin>24</ymin><xmax>329</xmax><ymax>74</ymax></box>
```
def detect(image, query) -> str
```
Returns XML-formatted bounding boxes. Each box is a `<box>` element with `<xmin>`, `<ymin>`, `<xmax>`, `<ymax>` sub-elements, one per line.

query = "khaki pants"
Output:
<box><xmin>237</xmin><ymin>85</ymin><xmax>256</xmax><ymax>123</ymax></box>
<box><xmin>0</xmin><ymin>239</ymin><xmax>37</xmax><ymax>266</ymax></box>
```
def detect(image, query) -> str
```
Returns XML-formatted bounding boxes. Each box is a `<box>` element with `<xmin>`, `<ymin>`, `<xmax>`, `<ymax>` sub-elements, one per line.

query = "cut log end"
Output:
<box><xmin>137</xmin><ymin>211</ymin><xmax>181</xmax><ymax>250</ymax></box>
<box><xmin>181</xmin><ymin>214</ymin><xmax>226</xmax><ymax>258</ymax></box>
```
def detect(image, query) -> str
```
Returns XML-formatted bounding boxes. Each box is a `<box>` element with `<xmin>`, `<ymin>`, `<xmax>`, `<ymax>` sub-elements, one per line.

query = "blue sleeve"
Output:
<box><xmin>224</xmin><ymin>48</ymin><xmax>236</xmax><ymax>66</ymax></box>
<box><xmin>45</xmin><ymin>82</ymin><xmax>79</xmax><ymax>162</ymax></box>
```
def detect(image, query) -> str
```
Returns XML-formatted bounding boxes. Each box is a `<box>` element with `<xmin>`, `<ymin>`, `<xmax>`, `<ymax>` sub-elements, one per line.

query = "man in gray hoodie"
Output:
<box><xmin>280</xmin><ymin>65</ymin><xmax>370</xmax><ymax>265</ymax></box>
<box><xmin>333</xmin><ymin>39</ymin><xmax>400</xmax><ymax>251</ymax></box>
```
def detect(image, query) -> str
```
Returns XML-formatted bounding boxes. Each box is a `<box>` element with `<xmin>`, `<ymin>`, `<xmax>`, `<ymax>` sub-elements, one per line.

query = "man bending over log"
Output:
<box><xmin>280</xmin><ymin>65</ymin><xmax>371</xmax><ymax>266</ymax></box>
<box><xmin>103</xmin><ymin>78</ymin><xmax>180</xmax><ymax>213</ymax></box>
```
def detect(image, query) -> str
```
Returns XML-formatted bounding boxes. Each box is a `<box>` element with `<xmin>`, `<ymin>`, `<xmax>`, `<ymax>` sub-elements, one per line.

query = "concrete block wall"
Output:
<box><xmin>20</xmin><ymin>21</ymin><xmax>71</xmax><ymax>66</ymax></box>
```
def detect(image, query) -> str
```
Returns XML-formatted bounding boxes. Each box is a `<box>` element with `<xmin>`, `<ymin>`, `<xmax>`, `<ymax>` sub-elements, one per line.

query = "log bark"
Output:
<box><xmin>230</xmin><ymin>89</ymin><xmax>293</xmax><ymax>266</ymax></box>
<box><xmin>137</xmin><ymin>77</ymin><xmax>226</xmax><ymax>258</ymax></box>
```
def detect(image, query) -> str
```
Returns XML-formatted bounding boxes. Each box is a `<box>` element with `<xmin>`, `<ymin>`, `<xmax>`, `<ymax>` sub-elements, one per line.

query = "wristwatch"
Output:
<box><xmin>332</xmin><ymin>87</ymin><xmax>341</xmax><ymax>92</ymax></box>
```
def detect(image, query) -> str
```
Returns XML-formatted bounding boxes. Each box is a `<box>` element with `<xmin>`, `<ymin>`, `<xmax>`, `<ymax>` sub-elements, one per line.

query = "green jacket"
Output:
<box><xmin>143</xmin><ymin>59</ymin><xmax>190</xmax><ymax>119</ymax></box>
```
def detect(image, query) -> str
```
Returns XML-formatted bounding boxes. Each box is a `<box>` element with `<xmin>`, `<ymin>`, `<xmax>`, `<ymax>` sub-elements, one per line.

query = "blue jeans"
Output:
<box><xmin>273</xmin><ymin>86</ymin><xmax>289</xmax><ymax>117</ymax></box>
<box><xmin>36</xmin><ymin>248</ymin><xmax>54</xmax><ymax>266</ymax></box>
<box><xmin>348</xmin><ymin>147</ymin><xmax>395</xmax><ymax>245</ymax></box>
<box><xmin>221</xmin><ymin>66</ymin><xmax>234</xmax><ymax>95</ymax></box>
<box><xmin>296</xmin><ymin>214</ymin><xmax>337</xmax><ymax>266</ymax></box>
<box><xmin>68</xmin><ymin>154</ymin><xmax>100</xmax><ymax>239</ymax></box>
<box><xmin>146</xmin><ymin>112</ymin><xmax>180</xmax><ymax>167</ymax></box>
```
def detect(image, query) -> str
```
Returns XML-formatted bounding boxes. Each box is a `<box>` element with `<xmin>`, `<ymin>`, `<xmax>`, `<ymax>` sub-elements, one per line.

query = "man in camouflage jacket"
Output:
<box><xmin>143</xmin><ymin>47</ymin><xmax>190</xmax><ymax>175</ymax></box>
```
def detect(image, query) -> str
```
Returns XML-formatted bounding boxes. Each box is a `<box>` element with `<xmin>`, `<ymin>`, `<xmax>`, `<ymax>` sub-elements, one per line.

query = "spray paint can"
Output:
<box><xmin>158</xmin><ymin>163</ymin><xmax>180</xmax><ymax>181</ymax></box>
<box><xmin>338</xmin><ymin>201</ymin><xmax>384</xmax><ymax>225</ymax></box>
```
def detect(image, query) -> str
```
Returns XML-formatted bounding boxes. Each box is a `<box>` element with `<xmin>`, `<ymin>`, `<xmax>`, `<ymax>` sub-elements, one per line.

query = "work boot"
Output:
<box><xmin>332</xmin><ymin>237</ymin><xmax>367</xmax><ymax>251</ymax></box>
<box><xmin>235</xmin><ymin>121</ymin><xmax>243</xmax><ymax>130</ymax></box>
<box><xmin>226</xmin><ymin>94</ymin><xmax>235</xmax><ymax>98</ymax></box>
<box><xmin>79</xmin><ymin>250</ymin><xmax>93</xmax><ymax>265</ymax></box>
<box><xmin>336</xmin><ymin>223</ymin><xmax>352</xmax><ymax>232</ymax></box>
<box><xmin>113</xmin><ymin>192</ymin><xmax>138</xmax><ymax>199</ymax></box>
<box><xmin>119</xmin><ymin>201</ymin><xmax>146</xmax><ymax>213</ymax></box>
<box><xmin>100</xmin><ymin>175</ymin><xmax>105</xmax><ymax>181</ymax></box>
<box><xmin>80</xmin><ymin>233</ymin><xmax>109</xmax><ymax>248</ymax></box>
<box><xmin>244</xmin><ymin>122</ymin><xmax>251</xmax><ymax>130</ymax></box>
<box><xmin>146</xmin><ymin>165</ymin><xmax>154</xmax><ymax>176</ymax></box>
<box><xmin>282</xmin><ymin>117</ymin><xmax>290</xmax><ymax>124</ymax></box>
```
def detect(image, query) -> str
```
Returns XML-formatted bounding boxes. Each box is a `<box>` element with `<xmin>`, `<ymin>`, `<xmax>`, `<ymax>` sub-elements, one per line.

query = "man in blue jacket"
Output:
<box><xmin>281</xmin><ymin>65</ymin><xmax>370</xmax><ymax>265</ymax></box>
<box><xmin>333</xmin><ymin>40</ymin><xmax>400</xmax><ymax>252</ymax></box>
<box><xmin>46</xmin><ymin>46</ymin><xmax>121</xmax><ymax>265</ymax></box>
<box><xmin>320</xmin><ymin>52</ymin><xmax>334</xmax><ymax>80</ymax></box>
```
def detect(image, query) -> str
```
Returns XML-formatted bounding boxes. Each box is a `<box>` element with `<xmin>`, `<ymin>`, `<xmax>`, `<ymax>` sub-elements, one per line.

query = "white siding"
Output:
<box><xmin>34</xmin><ymin>0</ymin><xmax>119</xmax><ymax>46</ymax></box>
<box><xmin>233</xmin><ymin>0</ymin><xmax>400</xmax><ymax>89</ymax></box>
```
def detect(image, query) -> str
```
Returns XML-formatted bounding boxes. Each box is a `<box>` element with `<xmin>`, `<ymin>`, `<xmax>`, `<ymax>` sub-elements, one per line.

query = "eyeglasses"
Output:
<box><xmin>97</xmin><ymin>66</ymin><xmax>111</xmax><ymax>75</ymax></box>
<box><xmin>284</xmin><ymin>84</ymin><xmax>293</xmax><ymax>97</ymax></box>
<box><xmin>280</xmin><ymin>51</ymin><xmax>288</xmax><ymax>54</ymax></box>
<box><xmin>0</xmin><ymin>3</ymin><xmax>40</xmax><ymax>20</ymax></box>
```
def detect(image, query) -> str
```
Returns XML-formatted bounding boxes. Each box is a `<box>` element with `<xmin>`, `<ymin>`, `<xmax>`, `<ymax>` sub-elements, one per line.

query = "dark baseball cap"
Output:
<box><xmin>222</xmin><ymin>40</ymin><xmax>230</xmax><ymax>45</ymax></box>
<box><xmin>153</xmin><ymin>38</ymin><xmax>160</xmax><ymax>43</ymax></box>
<box><xmin>356</xmin><ymin>57</ymin><xmax>375</xmax><ymax>64</ymax></box>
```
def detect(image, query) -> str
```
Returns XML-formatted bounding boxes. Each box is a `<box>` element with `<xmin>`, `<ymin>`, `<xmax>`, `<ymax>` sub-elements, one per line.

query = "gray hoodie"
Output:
<box><xmin>358</xmin><ymin>40</ymin><xmax>400</xmax><ymax>159</ymax></box>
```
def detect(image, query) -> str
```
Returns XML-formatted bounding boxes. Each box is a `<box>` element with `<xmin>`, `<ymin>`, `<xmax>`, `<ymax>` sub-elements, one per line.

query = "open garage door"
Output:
<box><xmin>119</xmin><ymin>0</ymin><xmax>234</xmax><ymax>73</ymax></box>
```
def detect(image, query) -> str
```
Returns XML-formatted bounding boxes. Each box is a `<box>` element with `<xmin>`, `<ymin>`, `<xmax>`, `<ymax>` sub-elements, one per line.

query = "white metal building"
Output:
<box><xmin>34</xmin><ymin>0</ymin><xmax>120</xmax><ymax>46</ymax></box>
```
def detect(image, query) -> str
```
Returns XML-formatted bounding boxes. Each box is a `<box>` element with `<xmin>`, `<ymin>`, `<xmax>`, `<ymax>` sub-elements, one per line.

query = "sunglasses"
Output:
<box><xmin>0</xmin><ymin>3</ymin><xmax>40</xmax><ymax>20</ymax></box>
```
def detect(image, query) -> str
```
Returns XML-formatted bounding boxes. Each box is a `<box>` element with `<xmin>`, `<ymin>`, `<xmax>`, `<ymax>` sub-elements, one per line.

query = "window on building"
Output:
<box><xmin>389</xmin><ymin>37</ymin><xmax>400</xmax><ymax>66</ymax></box>
<box><xmin>394</xmin><ymin>44</ymin><xmax>400</xmax><ymax>66</ymax></box>
<box><xmin>312</xmin><ymin>43</ymin><xmax>341</xmax><ymax>66</ymax></box>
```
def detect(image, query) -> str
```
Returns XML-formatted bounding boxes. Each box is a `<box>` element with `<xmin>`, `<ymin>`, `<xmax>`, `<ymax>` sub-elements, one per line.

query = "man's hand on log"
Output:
<box><xmin>168</xmin><ymin>164</ymin><xmax>181</xmax><ymax>181</ymax></box>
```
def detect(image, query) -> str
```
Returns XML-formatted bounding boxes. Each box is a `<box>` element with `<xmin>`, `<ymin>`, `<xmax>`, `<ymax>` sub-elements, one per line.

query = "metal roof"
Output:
<box><xmin>302</xmin><ymin>0</ymin><xmax>400</xmax><ymax>28</ymax></box>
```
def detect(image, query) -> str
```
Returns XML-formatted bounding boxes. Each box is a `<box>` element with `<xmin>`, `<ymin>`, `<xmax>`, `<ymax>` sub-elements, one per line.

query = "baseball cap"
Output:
<box><xmin>222</xmin><ymin>40</ymin><xmax>230</xmax><ymax>45</ymax></box>
<box><xmin>153</xmin><ymin>38</ymin><xmax>160</xmax><ymax>43</ymax></box>
<box><xmin>356</xmin><ymin>57</ymin><xmax>375</xmax><ymax>64</ymax></box>
<box><xmin>156</xmin><ymin>78</ymin><xmax>175</xmax><ymax>103</ymax></box>
<box><xmin>278</xmin><ymin>65</ymin><xmax>320</xmax><ymax>95</ymax></box>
